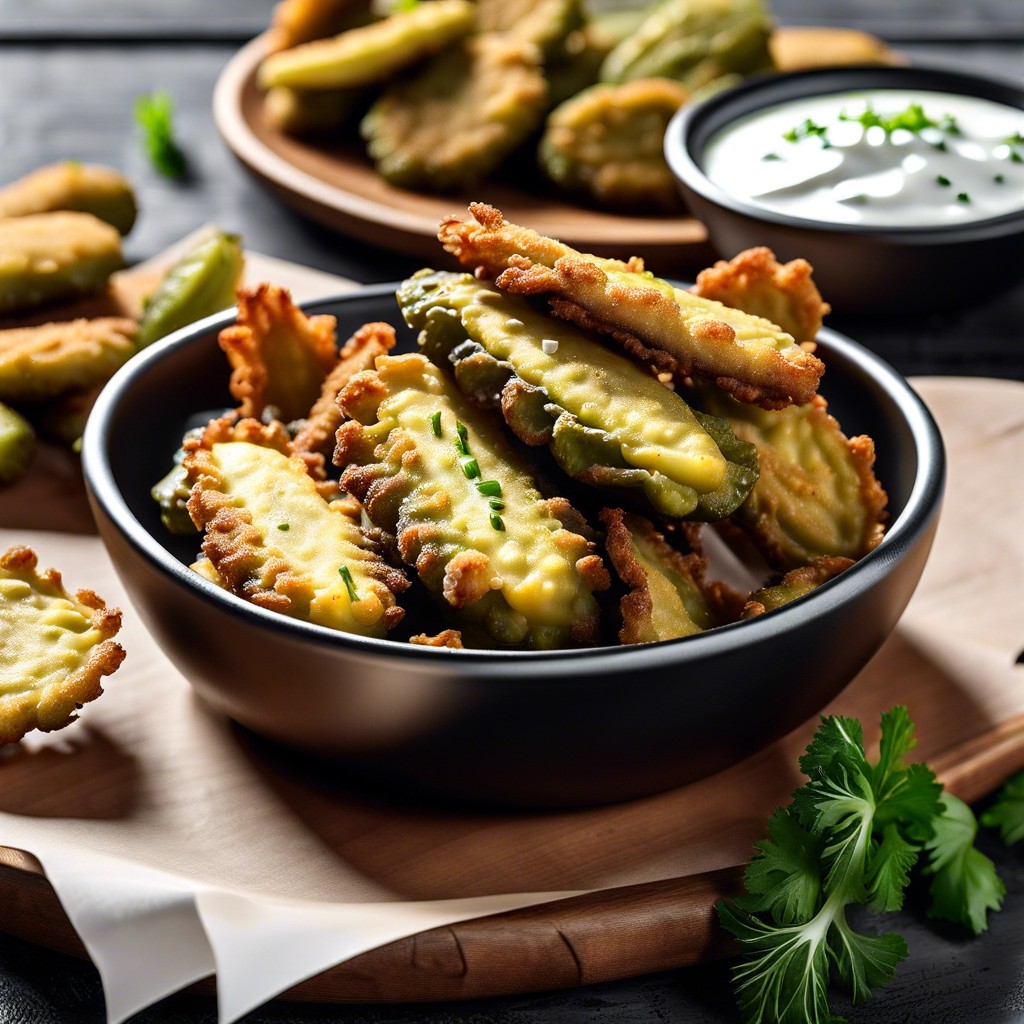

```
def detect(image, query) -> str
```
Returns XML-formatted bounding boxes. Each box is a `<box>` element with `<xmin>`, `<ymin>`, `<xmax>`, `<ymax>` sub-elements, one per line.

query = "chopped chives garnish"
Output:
<box><xmin>936</xmin><ymin>174</ymin><xmax>951</xmax><ymax>186</ymax></box>
<box><xmin>489</xmin><ymin>512</ymin><xmax>505</xmax><ymax>531</ymax></box>
<box><xmin>762</xmin><ymin>152</ymin><xmax>781</xmax><ymax>161</ymax></box>
<box><xmin>489</xmin><ymin>498</ymin><xmax>505</xmax><ymax>511</ymax></box>
<box><xmin>338</xmin><ymin>565</ymin><xmax>358</xmax><ymax>601</ymax></box>
<box><xmin>430</xmin><ymin>410</ymin><xmax>442</xmax><ymax>437</ymax></box>
<box><xmin>277</xmin><ymin>523</ymin><xmax>290</xmax><ymax>531</ymax></box>
<box><xmin>995</xmin><ymin>174</ymin><xmax>1006</xmax><ymax>183</ymax></box>
<box><xmin>957</xmin><ymin>192</ymin><xmax>970</xmax><ymax>203</ymax></box>
<box><xmin>933</xmin><ymin>139</ymin><xmax>948</xmax><ymax>152</ymax></box>
<box><xmin>1003</xmin><ymin>131</ymin><xmax>1024</xmax><ymax>145</ymax></box>
<box><xmin>476</xmin><ymin>479</ymin><xmax>502</xmax><ymax>497</ymax></box>
<box><xmin>456</xmin><ymin>421</ymin><xmax>468</xmax><ymax>446</ymax></box>
<box><xmin>1010</xmin><ymin>150</ymin><xmax>1023</xmax><ymax>164</ymax></box>
<box><xmin>460</xmin><ymin>456</ymin><xmax>480</xmax><ymax>479</ymax></box>
<box><xmin>940</xmin><ymin>114</ymin><xmax>961</xmax><ymax>135</ymax></box>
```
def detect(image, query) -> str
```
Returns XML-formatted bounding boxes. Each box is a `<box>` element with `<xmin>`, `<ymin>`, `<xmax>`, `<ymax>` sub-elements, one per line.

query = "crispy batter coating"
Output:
<box><xmin>335</xmin><ymin>353</ymin><xmax>607</xmax><ymax>649</ymax></box>
<box><xmin>742</xmin><ymin>555</ymin><xmax>854</xmax><ymax>618</ymax></box>
<box><xmin>769</xmin><ymin>26</ymin><xmax>901</xmax><ymax>72</ymax></box>
<box><xmin>539</xmin><ymin>78</ymin><xmax>689</xmax><ymax>213</ymax></box>
<box><xmin>361</xmin><ymin>36</ymin><xmax>547</xmax><ymax>192</ymax></box>
<box><xmin>599</xmin><ymin>0</ymin><xmax>773</xmax><ymax>89</ymax></box>
<box><xmin>219</xmin><ymin>284</ymin><xmax>338</xmax><ymax>422</ymax></box>
<box><xmin>259</xmin><ymin>0</ymin><xmax>475</xmax><ymax>90</ymax></box>
<box><xmin>409</xmin><ymin>629</ymin><xmax>465</xmax><ymax>649</ymax></box>
<box><xmin>266</xmin><ymin>0</ymin><xmax>376</xmax><ymax>53</ymax></box>
<box><xmin>697</xmin><ymin>389</ymin><xmax>888</xmax><ymax>570</ymax></box>
<box><xmin>600</xmin><ymin>508</ymin><xmax>738</xmax><ymax>644</ymax></box>
<box><xmin>0</xmin><ymin>317</ymin><xmax>136</xmax><ymax>403</ymax></box>
<box><xmin>438</xmin><ymin>203</ymin><xmax>824</xmax><ymax>408</ymax></box>
<box><xmin>0</xmin><ymin>545</ymin><xmax>125</xmax><ymax>745</ymax></box>
<box><xmin>264</xmin><ymin>85</ymin><xmax>363</xmax><ymax>136</ymax></box>
<box><xmin>690</xmin><ymin>247</ymin><xmax>830</xmax><ymax>347</ymax></box>
<box><xmin>544</xmin><ymin>23</ymin><xmax>615</xmax><ymax>109</ymax></box>
<box><xmin>0</xmin><ymin>212</ymin><xmax>124</xmax><ymax>316</ymax></box>
<box><xmin>475</xmin><ymin>0</ymin><xmax>583</xmax><ymax>56</ymax></box>
<box><xmin>185</xmin><ymin>417</ymin><xmax>407</xmax><ymax>638</ymax></box>
<box><xmin>400</xmin><ymin>270</ymin><xmax>759</xmax><ymax>521</ymax></box>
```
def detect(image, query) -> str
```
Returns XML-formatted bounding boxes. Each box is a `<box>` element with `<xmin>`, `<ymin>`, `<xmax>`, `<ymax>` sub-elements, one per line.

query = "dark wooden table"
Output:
<box><xmin>1</xmin><ymin>2</ymin><xmax>1022</xmax><ymax>1021</ymax></box>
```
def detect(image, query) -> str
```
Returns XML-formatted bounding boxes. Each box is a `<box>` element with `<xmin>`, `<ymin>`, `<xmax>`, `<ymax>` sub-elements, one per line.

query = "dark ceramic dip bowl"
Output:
<box><xmin>82</xmin><ymin>286</ymin><xmax>944</xmax><ymax>808</ymax></box>
<box><xmin>665</xmin><ymin>65</ymin><xmax>1024</xmax><ymax>314</ymax></box>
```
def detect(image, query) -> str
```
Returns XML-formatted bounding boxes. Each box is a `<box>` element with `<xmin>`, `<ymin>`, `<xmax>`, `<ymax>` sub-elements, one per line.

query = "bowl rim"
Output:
<box><xmin>665</xmin><ymin>63</ymin><xmax>1024</xmax><ymax>240</ymax></box>
<box><xmin>82</xmin><ymin>284</ymin><xmax>945</xmax><ymax>673</ymax></box>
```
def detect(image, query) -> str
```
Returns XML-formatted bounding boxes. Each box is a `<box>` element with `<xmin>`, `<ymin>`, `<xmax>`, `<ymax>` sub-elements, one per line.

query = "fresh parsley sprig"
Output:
<box><xmin>135</xmin><ymin>91</ymin><xmax>188</xmax><ymax>179</ymax></box>
<box><xmin>718</xmin><ymin>707</ymin><xmax>1005</xmax><ymax>1024</ymax></box>
<box><xmin>981</xmin><ymin>770</ymin><xmax>1024</xmax><ymax>846</ymax></box>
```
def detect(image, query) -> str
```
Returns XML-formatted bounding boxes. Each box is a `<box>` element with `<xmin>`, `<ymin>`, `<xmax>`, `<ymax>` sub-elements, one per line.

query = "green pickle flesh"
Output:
<box><xmin>399</xmin><ymin>271</ymin><xmax>757</xmax><ymax>521</ymax></box>
<box><xmin>0</xmin><ymin>403</ymin><xmax>36</xmax><ymax>486</ymax></box>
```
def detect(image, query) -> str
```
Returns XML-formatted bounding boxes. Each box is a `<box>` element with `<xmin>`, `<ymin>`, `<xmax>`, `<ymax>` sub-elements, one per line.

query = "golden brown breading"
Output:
<box><xmin>0</xmin><ymin>545</ymin><xmax>125</xmax><ymax>745</ymax></box>
<box><xmin>770</xmin><ymin>26</ymin><xmax>901</xmax><ymax>72</ymax></box>
<box><xmin>438</xmin><ymin>203</ymin><xmax>824</xmax><ymax>408</ymax></box>
<box><xmin>409</xmin><ymin>629</ymin><xmax>465</xmax><ymax>649</ymax></box>
<box><xmin>219</xmin><ymin>284</ymin><xmax>338</xmax><ymax>422</ymax></box>
<box><xmin>185</xmin><ymin>417</ymin><xmax>407</xmax><ymax>638</ymax></box>
<box><xmin>742</xmin><ymin>555</ymin><xmax>855</xmax><ymax>618</ymax></box>
<box><xmin>0</xmin><ymin>317</ymin><xmax>136</xmax><ymax>403</ymax></box>
<box><xmin>265</xmin><ymin>0</ymin><xmax>375</xmax><ymax>52</ymax></box>
<box><xmin>689</xmin><ymin>247</ymin><xmax>830</xmax><ymax>347</ymax></box>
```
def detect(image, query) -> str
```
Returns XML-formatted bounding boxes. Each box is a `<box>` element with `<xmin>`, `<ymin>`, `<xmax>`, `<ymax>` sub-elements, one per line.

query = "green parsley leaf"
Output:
<box><xmin>277</xmin><ymin>523</ymin><xmax>290</xmax><ymax>531</ymax></box>
<box><xmin>135</xmin><ymin>91</ymin><xmax>188</xmax><ymax>179</ymax></box>
<box><xmin>430</xmin><ymin>410</ymin><xmax>442</xmax><ymax>437</ymax></box>
<box><xmin>924</xmin><ymin>794</ymin><xmax>1005</xmax><ymax>935</ymax></box>
<box><xmin>783</xmin><ymin>118</ymin><xmax>830</xmax><ymax>147</ymax></box>
<box><xmin>840</xmin><ymin>102</ymin><xmax>938</xmax><ymax>137</ymax></box>
<box><xmin>338</xmin><ymin>565</ymin><xmax>358</xmax><ymax>602</ymax></box>
<box><xmin>957</xmin><ymin>192</ymin><xmax>971</xmax><ymax>203</ymax></box>
<box><xmin>936</xmin><ymin>174</ymin><xmax>952</xmax><ymax>187</ymax></box>
<box><xmin>981</xmin><ymin>770</ymin><xmax>1024</xmax><ymax>846</ymax></box>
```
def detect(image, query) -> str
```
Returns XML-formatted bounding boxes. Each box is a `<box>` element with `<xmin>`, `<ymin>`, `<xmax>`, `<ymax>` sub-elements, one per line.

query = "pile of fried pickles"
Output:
<box><xmin>0</xmin><ymin>161</ymin><xmax>245</xmax><ymax>485</ymax></box>
<box><xmin>257</xmin><ymin>0</ymin><xmax>896</xmax><ymax>211</ymax></box>
<box><xmin>160</xmin><ymin>204</ymin><xmax>889</xmax><ymax>650</ymax></box>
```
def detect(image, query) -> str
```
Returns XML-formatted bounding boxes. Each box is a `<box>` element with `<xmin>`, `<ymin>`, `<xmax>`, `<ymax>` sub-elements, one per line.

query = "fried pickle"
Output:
<box><xmin>335</xmin><ymin>353</ymin><xmax>608</xmax><ymax>649</ymax></box>
<box><xmin>689</xmin><ymin>246</ymin><xmax>830</xmax><ymax>347</ymax></box>
<box><xmin>264</xmin><ymin>85</ymin><xmax>363</xmax><ymax>136</ymax></box>
<box><xmin>742</xmin><ymin>556</ymin><xmax>854</xmax><ymax>618</ymax></box>
<box><xmin>136</xmin><ymin>229</ymin><xmax>244</xmax><ymax>350</ymax></box>
<box><xmin>184</xmin><ymin>417</ymin><xmax>407</xmax><ymax>639</ymax></box>
<box><xmin>400</xmin><ymin>270</ymin><xmax>758</xmax><ymax>520</ymax></box>
<box><xmin>438</xmin><ymin>203</ymin><xmax>824</xmax><ymax>408</ymax></box>
<box><xmin>408</xmin><ymin>629</ymin><xmax>465</xmax><ymax>649</ymax></box>
<box><xmin>475</xmin><ymin>0</ymin><xmax>583</xmax><ymax>57</ymax></box>
<box><xmin>696</xmin><ymin>388</ymin><xmax>887</xmax><ymax>569</ymax></box>
<box><xmin>361</xmin><ymin>36</ymin><xmax>547</xmax><ymax>192</ymax></box>
<box><xmin>599</xmin><ymin>0</ymin><xmax>773</xmax><ymax>89</ymax></box>
<box><xmin>0</xmin><ymin>162</ymin><xmax>137</xmax><ymax>235</ymax></box>
<box><xmin>544</xmin><ymin>23</ymin><xmax>615</xmax><ymax>109</ymax></box>
<box><xmin>539</xmin><ymin>78</ymin><xmax>689</xmax><ymax>212</ymax></box>
<box><xmin>0</xmin><ymin>403</ymin><xmax>35</xmax><ymax>486</ymax></box>
<box><xmin>258</xmin><ymin>0</ymin><xmax>475</xmax><ymax>90</ymax></box>
<box><xmin>769</xmin><ymin>26</ymin><xmax>901</xmax><ymax>72</ymax></box>
<box><xmin>219</xmin><ymin>284</ymin><xmax>338</xmax><ymax>422</ymax></box>
<box><xmin>0</xmin><ymin>545</ymin><xmax>125</xmax><ymax>745</ymax></box>
<box><xmin>0</xmin><ymin>212</ymin><xmax>124</xmax><ymax>316</ymax></box>
<box><xmin>266</xmin><ymin>0</ymin><xmax>376</xmax><ymax>52</ymax></box>
<box><xmin>0</xmin><ymin>317</ymin><xmax>136</xmax><ymax>403</ymax></box>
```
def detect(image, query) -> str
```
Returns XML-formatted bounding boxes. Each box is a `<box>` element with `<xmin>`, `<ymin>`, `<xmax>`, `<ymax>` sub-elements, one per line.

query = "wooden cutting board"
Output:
<box><xmin>0</xmin><ymin>246</ymin><xmax>1020</xmax><ymax>1003</ymax></box>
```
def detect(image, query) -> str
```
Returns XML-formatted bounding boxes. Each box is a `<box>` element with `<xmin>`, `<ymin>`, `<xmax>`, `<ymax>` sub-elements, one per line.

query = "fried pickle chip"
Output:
<box><xmin>361</xmin><ymin>36</ymin><xmax>547</xmax><ymax>192</ymax></box>
<box><xmin>219</xmin><ymin>284</ymin><xmax>338</xmax><ymax>422</ymax></box>
<box><xmin>769</xmin><ymin>26</ymin><xmax>901</xmax><ymax>73</ymax></box>
<box><xmin>742</xmin><ymin>556</ymin><xmax>854</xmax><ymax>618</ymax></box>
<box><xmin>266</xmin><ymin>0</ymin><xmax>376</xmax><ymax>53</ymax></box>
<box><xmin>400</xmin><ymin>270</ymin><xmax>758</xmax><ymax>520</ymax></box>
<box><xmin>539</xmin><ymin>78</ymin><xmax>689</xmax><ymax>213</ymax></box>
<box><xmin>336</xmin><ymin>353</ymin><xmax>608</xmax><ymax>649</ymax></box>
<box><xmin>258</xmin><ymin>0</ymin><xmax>475</xmax><ymax>90</ymax></box>
<box><xmin>475</xmin><ymin>0</ymin><xmax>583</xmax><ymax>56</ymax></box>
<box><xmin>0</xmin><ymin>317</ymin><xmax>136</xmax><ymax>403</ymax></box>
<box><xmin>185</xmin><ymin>417</ymin><xmax>407</xmax><ymax>638</ymax></box>
<box><xmin>0</xmin><ymin>403</ymin><xmax>35</xmax><ymax>486</ymax></box>
<box><xmin>599</xmin><ymin>0</ymin><xmax>773</xmax><ymax>89</ymax></box>
<box><xmin>438</xmin><ymin>203</ymin><xmax>824</xmax><ymax>408</ymax></box>
<box><xmin>689</xmin><ymin>246</ymin><xmax>830</xmax><ymax>347</ymax></box>
<box><xmin>0</xmin><ymin>212</ymin><xmax>124</xmax><ymax>316</ymax></box>
<box><xmin>264</xmin><ymin>85</ymin><xmax>363</xmax><ymax>136</ymax></box>
<box><xmin>0</xmin><ymin>545</ymin><xmax>125</xmax><ymax>745</ymax></box>
<box><xmin>0</xmin><ymin>162</ymin><xmax>137</xmax><ymax>235</ymax></box>
<box><xmin>696</xmin><ymin>388</ymin><xmax>887</xmax><ymax>569</ymax></box>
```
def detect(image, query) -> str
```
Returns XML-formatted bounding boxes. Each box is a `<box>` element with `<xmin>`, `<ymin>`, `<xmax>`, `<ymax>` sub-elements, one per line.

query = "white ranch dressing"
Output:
<box><xmin>703</xmin><ymin>89</ymin><xmax>1024</xmax><ymax>227</ymax></box>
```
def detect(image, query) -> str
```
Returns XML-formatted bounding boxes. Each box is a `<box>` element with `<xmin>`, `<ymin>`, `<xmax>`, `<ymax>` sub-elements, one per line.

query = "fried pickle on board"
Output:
<box><xmin>336</xmin><ymin>352</ymin><xmax>609</xmax><ymax>649</ymax></box>
<box><xmin>742</xmin><ymin>556</ymin><xmax>854</xmax><ymax>618</ymax></box>
<box><xmin>184</xmin><ymin>417</ymin><xmax>407</xmax><ymax>639</ymax></box>
<box><xmin>600</xmin><ymin>508</ymin><xmax>741</xmax><ymax>644</ymax></box>
<box><xmin>0</xmin><ymin>545</ymin><xmax>125</xmax><ymax>745</ymax></box>
<box><xmin>400</xmin><ymin>270</ymin><xmax>758</xmax><ymax>521</ymax></box>
<box><xmin>438</xmin><ymin>204</ymin><xmax>824</xmax><ymax>409</ymax></box>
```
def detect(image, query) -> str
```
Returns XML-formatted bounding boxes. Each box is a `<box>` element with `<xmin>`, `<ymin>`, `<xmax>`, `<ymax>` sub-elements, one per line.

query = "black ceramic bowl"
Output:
<box><xmin>82</xmin><ymin>287</ymin><xmax>944</xmax><ymax>808</ymax></box>
<box><xmin>665</xmin><ymin>65</ymin><xmax>1024</xmax><ymax>314</ymax></box>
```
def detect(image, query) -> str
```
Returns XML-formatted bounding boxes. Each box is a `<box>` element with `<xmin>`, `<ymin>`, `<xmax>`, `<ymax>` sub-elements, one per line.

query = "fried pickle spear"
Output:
<box><xmin>219</xmin><ymin>284</ymin><xmax>338</xmax><ymax>423</ymax></box>
<box><xmin>0</xmin><ymin>545</ymin><xmax>125</xmax><ymax>745</ymax></box>
<box><xmin>696</xmin><ymin>388</ymin><xmax>887</xmax><ymax>569</ymax></box>
<box><xmin>0</xmin><ymin>212</ymin><xmax>124</xmax><ymax>316</ymax></box>
<box><xmin>539</xmin><ymin>78</ymin><xmax>689</xmax><ymax>213</ymax></box>
<box><xmin>361</xmin><ymin>36</ymin><xmax>547</xmax><ymax>191</ymax></box>
<box><xmin>0</xmin><ymin>162</ymin><xmax>137</xmax><ymax>235</ymax></box>
<box><xmin>742</xmin><ymin>556</ymin><xmax>854</xmax><ymax>618</ymax></box>
<box><xmin>599</xmin><ymin>0</ymin><xmax>773</xmax><ymax>89</ymax></box>
<box><xmin>399</xmin><ymin>270</ymin><xmax>758</xmax><ymax>520</ymax></box>
<box><xmin>0</xmin><ymin>317</ymin><xmax>136</xmax><ymax>403</ymax></box>
<box><xmin>438</xmin><ymin>204</ymin><xmax>824</xmax><ymax>409</ymax></box>
<box><xmin>258</xmin><ymin>0</ymin><xmax>475</xmax><ymax>90</ymax></box>
<box><xmin>184</xmin><ymin>417</ymin><xmax>407</xmax><ymax>639</ymax></box>
<box><xmin>600</xmin><ymin>508</ymin><xmax>737</xmax><ymax>644</ymax></box>
<box><xmin>336</xmin><ymin>353</ymin><xmax>608</xmax><ymax>649</ymax></box>
<box><xmin>689</xmin><ymin>246</ymin><xmax>830</xmax><ymax>347</ymax></box>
